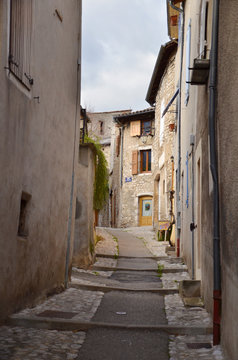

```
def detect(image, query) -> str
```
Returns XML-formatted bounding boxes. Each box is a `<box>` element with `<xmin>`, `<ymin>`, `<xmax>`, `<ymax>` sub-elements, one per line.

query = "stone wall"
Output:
<box><xmin>119</xmin><ymin>122</ymin><xmax>154</xmax><ymax>227</ymax></box>
<box><xmin>152</xmin><ymin>55</ymin><xmax>176</xmax><ymax>234</ymax></box>
<box><xmin>87</xmin><ymin>110</ymin><xmax>130</xmax><ymax>227</ymax></box>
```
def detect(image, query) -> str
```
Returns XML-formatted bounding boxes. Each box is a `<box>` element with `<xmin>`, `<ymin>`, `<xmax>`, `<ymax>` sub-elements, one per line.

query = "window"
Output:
<box><xmin>9</xmin><ymin>0</ymin><xmax>33</xmax><ymax>89</ymax></box>
<box><xmin>99</xmin><ymin>121</ymin><xmax>104</xmax><ymax>135</ymax></box>
<box><xmin>200</xmin><ymin>0</ymin><xmax>209</xmax><ymax>59</ymax></box>
<box><xmin>17</xmin><ymin>191</ymin><xmax>31</xmax><ymax>237</ymax></box>
<box><xmin>141</xmin><ymin>120</ymin><xmax>152</xmax><ymax>136</ymax></box>
<box><xmin>140</xmin><ymin>150</ymin><xmax>151</xmax><ymax>173</ymax></box>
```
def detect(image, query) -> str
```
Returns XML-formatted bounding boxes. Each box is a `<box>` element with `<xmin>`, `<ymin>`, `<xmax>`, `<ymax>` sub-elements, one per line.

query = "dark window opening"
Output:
<box><xmin>141</xmin><ymin>120</ymin><xmax>152</xmax><ymax>136</ymax></box>
<box><xmin>203</xmin><ymin>2</ymin><xmax>209</xmax><ymax>59</ymax></box>
<box><xmin>140</xmin><ymin>150</ymin><xmax>151</xmax><ymax>173</ymax></box>
<box><xmin>99</xmin><ymin>121</ymin><xmax>104</xmax><ymax>135</ymax></box>
<box><xmin>18</xmin><ymin>191</ymin><xmax>31</xmax><ymax>237</ymax></box>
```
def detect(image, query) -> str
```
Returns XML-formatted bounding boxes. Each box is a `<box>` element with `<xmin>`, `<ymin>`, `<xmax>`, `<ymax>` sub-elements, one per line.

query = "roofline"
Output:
<box><xmin>114</xmin><ymin>108</ymin><xmax>155</xmax><ymax>125</ymax></box>
<box><xmin>88</xmin><ymin>109</ymin><xmax>131</xmax><ymax>115</ymax></box>
<box><xmin>145</xmin><ymin>41</ymin><xmax>177</xmax><ymax>106</ymax></box>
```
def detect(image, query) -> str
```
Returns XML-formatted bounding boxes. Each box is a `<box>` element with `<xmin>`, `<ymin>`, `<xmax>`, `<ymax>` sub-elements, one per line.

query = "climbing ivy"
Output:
<box><xmin>84</xmin><ymin>135</ymin><xmax>109</xmax><ymax>210</ymax></box>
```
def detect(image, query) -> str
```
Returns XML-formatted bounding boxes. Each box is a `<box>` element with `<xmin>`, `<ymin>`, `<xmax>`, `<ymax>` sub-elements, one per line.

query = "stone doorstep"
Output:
<box><xmin>6</xmin><ymin>315</ymin><xmax>212</xmax><ymax>335</ymax></box>
<box><xmin>91</xmin><ymin>266</ymin><xmax>186</xmax><ymax>273</ymax></box>
<box><xmin>183</xmin><ymin>297</ymin><xmax>205</xmax><ymax>307</ymax></box>
<box><xmin>70</xmin><ymin>283</ymin><xmax>179</xmax><ymax>294</ymax></box>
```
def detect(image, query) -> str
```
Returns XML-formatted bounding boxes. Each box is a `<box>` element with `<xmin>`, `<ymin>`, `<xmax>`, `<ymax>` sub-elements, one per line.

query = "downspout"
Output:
<box><xmin>209</xmin><ymin>0</ymin><xmax>221</xmax><ymax>346</ymax></box>
<box><xmin>169</xmin><ymin>0</ymin><xmax>184</xmax><ymax>257</ymax></box>
<box><xmin>191</xmin><ymin>141</ymin><xmax>195</xmax><ymax>280</ymax></box>
<box><xmin>120</xmin><ymin>126</ymin><xmax>124</xmax><ymax>187</ymax></box>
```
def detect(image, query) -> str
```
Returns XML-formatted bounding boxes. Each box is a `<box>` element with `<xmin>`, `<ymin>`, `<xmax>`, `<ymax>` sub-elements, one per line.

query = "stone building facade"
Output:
<box><xmin>114</xmin><ymin>109</ymin><xmax>155</xmax><ymax>227</ymax></box>
<box><xmin>146</xmin><ymin>41</ymin><xmax>177</xmax><ymax>243</ymax></box>
<box><xmin>0</xmin><ymin>0</ymin><xmax>82</xmax><ymax>320</ymax></box>
<box><xmin>87</xmin><ymin>110</ymin><xmax>130</xmax><ymax>227</ymax></box>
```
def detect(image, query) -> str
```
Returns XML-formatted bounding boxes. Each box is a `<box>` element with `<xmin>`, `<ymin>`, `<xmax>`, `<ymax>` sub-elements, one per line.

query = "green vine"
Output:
<box><xmin>84</xmin><ymin>135</ymin><xmax>109</xmax><ymax>210</ymax></box>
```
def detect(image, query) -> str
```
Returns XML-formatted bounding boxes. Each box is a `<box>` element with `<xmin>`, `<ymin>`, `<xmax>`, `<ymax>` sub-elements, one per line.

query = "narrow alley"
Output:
<box><xmin>0</xmin><ymin>227</ymin><xmax>225</xmax><ymax>360</ymax></box>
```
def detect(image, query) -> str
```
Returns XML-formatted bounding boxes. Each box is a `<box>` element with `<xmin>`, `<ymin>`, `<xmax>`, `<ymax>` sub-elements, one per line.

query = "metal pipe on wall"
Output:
<box><xmin>208</xmin><ymin>0</ymin><xmax>221</xmax><ymax>346</ymax></box>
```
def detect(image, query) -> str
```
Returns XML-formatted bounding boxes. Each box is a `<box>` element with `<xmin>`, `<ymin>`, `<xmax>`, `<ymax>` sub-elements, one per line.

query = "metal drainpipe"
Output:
<box><xmin>191</xmin><ymin>143</ymin><xmax>195</xmax><ymax>280</ymax></box>
<box><xmin>209</xmin><ymin>0</ymin><xmax>221</xmax><ymax>346</ymax></box>
<box><xmin>169</xmin><ymin>0</ymin><xmax>184</xmax><ymax>257</ymax></box>
<box><xmin>120</xmin><ymin>126</ymin><xmax>124</xmax><ymax>187</ymax></box>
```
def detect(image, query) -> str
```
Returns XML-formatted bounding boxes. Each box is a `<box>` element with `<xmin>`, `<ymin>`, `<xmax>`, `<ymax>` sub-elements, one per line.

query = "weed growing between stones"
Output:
<box><xmin>157</xmin><ymin>263</ymin><xmax>164</xmax><ymax>277</ymax></box>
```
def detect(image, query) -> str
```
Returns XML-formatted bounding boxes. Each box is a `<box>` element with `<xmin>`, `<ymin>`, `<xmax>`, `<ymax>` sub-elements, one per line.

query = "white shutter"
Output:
<box><xmin>185</xmin><ymin>19</ymin><xmax>191</xmax><ymax>106</ymax></box>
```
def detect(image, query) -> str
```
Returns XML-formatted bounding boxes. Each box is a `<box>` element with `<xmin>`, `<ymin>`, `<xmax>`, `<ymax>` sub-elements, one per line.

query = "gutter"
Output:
<box><xmin>208</xmin><ymin>0</ymin><xmax>221</xmax><ymax>346</ymax></box>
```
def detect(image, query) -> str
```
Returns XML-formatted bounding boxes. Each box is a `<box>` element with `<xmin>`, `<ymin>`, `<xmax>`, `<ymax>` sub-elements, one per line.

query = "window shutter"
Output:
<box><xmin>130</xmin><ymin>120</ymin><xmax>141</xmax><ymax>136</ymax></box>
<box><xmin>132</xmin><ymin>150</ymin><xmax>138</xmax><ymax>175</ymax></box>
<box><xmin>116</xmin><ymin>134</ymin><xmax>121</xmax><ymax>157</ymax></box>
<box><xmin>185</xmin><ymin>19</ymin><xmax>191</xmax><ymax>106</ymax></box>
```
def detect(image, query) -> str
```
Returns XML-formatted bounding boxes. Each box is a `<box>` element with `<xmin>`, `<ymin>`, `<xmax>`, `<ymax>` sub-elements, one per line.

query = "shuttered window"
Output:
<box><xmin>132</xmin><ymin>150</ymin><xmax>138</xmax><ymax>175</ymax></box>
<box><xmin>9</xmin><ymin>0</ymin><xmax>33</xmax><ymax>89</ymax></box>
<box><xmin>130</xmin><ymin>120</ymin><xmax>141</xmax><ymax>136</ymax></box>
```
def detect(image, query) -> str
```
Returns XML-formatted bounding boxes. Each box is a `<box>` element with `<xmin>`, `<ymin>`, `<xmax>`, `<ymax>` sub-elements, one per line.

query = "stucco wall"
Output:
<box><xmin>217</xmin><ymin>1</ymin><xmax>238</xmax><ymax>358</ymax></box>
<box><xmin>73</xmin><ymin>145</ymin><xmax>95</xmax><ymax>268</ymax></box>
<box><xmin>0</xmin><ymin>0</ymin><xmax>82</xmax><ymax>319</ymax></box>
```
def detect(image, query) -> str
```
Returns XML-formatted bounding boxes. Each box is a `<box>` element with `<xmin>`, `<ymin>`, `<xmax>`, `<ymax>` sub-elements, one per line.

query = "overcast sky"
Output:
<box><xmin>81</xmin><ymin>0</ymin><xmax>169</xmax><ymax>112</ymax></box>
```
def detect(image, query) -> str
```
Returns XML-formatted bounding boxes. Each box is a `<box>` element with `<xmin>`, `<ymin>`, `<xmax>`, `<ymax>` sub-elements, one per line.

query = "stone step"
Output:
<box><xmin>7</xmin><ymin>315</ymin><xmax>212</xmax><ymax>335</ymax></box>
<box><xmin>70</xmin><ymin>283</ymin><xmax>179</xmax><ymax>294</ymax></box>
<box><xmin>91</xmin><ymin>265</ymin><xmax>187</xmax><ymax>273</ymax></box>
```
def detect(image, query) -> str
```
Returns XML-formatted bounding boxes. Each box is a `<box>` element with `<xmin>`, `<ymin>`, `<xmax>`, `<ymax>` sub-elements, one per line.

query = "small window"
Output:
<box><xmin>141</xmin><ymin>120</ymin><xmax>152</xmax><ymax>136</ymax></box>
<box><xmin>9</xmin><ymin>0</ymin><xmax>33</xmax><ymax>89</ymax></box>
<box><xmin>140</xmin><ymin>150</ymin><xmax>151</xmax><ymax>173</ymax></box>
<box><xmin>99</xmin><ymin>121</ymin><xmax>104</xmax><ymax>135</ymax></box>
<box><xmin>18</xmin><ymin>191</ymin><xmax>31</xmax><ymax>237</ymax></box>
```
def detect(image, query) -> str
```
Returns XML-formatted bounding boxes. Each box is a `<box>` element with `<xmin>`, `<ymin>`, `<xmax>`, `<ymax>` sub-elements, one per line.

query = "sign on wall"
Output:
<box><xmin>159</xmin><ymin>221</ymin><xmax>170</xmax><ymax>231</ymax></box>
<box><xmin>125</xmin><ymin>177</ymin><xmax>132</xmax><ymax>183</ymax></box>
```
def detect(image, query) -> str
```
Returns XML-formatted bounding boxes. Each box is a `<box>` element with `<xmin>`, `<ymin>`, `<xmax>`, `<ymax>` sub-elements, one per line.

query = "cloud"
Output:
<box><xmin>81</xmin><ymin>0</ymin><xmax>169</xmax><ymax>112</ymax></box>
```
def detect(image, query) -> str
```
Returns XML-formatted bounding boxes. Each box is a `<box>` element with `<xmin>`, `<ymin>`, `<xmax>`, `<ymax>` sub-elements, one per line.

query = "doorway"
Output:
<box><xmin>139</xmin><ymin>196</ymin><xmax>153</xmax><ymax>226</ymax></box>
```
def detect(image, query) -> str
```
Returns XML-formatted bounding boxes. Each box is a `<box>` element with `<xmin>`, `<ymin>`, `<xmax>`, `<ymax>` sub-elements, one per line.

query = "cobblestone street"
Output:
<box><xmin>0</xmin><ymin>227</ymin><xmax>226</xmax><ymax>359</ymax></box>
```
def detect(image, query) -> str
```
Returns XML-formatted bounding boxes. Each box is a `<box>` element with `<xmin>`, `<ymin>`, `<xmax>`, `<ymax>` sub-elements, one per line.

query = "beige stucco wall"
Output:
<box><xmin>178</xmin><ymin>0</ymin><xmax>214</xmax><ymax>299</ymax></box>
<box><xmin>73</xmin><ymin>145</ymin><xmax>95</xmax><ymax>268</ymax></box>
<box><xmin>0</xmin><ymin>0</ymin><xmax>82</xmax><ymax>320</ymax></box>
<box><xmin>217</xmin><ymin>1</ymin><xmax>238</xmax><ymax>358</ymax></box>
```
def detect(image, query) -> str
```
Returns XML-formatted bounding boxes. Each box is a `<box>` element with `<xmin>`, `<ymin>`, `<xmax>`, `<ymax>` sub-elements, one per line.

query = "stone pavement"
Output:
<box><xmin>0</xmin><ymin>226</ymin><xmax>226</xmax><ymax>359</ymax></box>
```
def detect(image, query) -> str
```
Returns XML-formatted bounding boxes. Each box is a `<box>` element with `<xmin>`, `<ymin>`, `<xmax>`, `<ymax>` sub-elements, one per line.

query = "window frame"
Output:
<box><xmin>141</xmin><ymin>119</ymin><xmax>152</xmax><ymax>136</ymax></box>
<box><xmin>9</xmin><ymin>0</ymin><xmax>33</xmax><ymax>90</ymax></box>
<box><xmin>140</xmin><ymin>149</ymin><xmax>152</xmax><ymax>173</ymax></box>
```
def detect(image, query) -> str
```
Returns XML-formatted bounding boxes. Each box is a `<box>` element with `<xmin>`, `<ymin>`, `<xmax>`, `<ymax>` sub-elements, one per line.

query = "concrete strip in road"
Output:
<box><xmin>7</xmin><ymin>316</ymin><xmax>212</xmax><ymax>335</ymax></box>
<box><xmin>70</xmin><ymin>283</ymin><xmax>179</xmax><ymax>294</ymax></box>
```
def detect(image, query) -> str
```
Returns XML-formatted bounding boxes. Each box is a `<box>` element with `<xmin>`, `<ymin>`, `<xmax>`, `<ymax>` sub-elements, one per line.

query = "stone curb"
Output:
<box><xmin>7</xmin><ymin>316</ymin><xmax>213</xmax><ymax>335</ymax></box>
<box><xmin>92</xmin><ymin>266</ymin><xmax>186</xmax><ymax>273</ymax></box>
<box><xmin>70</xmin><ymin>283</ymin><xmax>179</xmax><ymax>294</ymax></box>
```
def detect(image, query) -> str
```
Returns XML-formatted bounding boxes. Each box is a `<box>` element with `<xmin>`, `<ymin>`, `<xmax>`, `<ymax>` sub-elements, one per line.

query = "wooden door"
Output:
<box><xmin>139</xmin><ymin>196</ymin><xmax>153</xmax><ymax>226</ymax></box>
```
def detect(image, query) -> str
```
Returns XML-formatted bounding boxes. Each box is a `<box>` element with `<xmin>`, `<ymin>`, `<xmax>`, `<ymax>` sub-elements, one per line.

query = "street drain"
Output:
<box><xmin>36</xmin><ymin>310</ymin><xmax>78</xmax><ymax>319</ymax></box>
<box><xmin>186</xmin><ymin>343</ymin><xmax>212</xmax><ymax>349</ymax></box>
